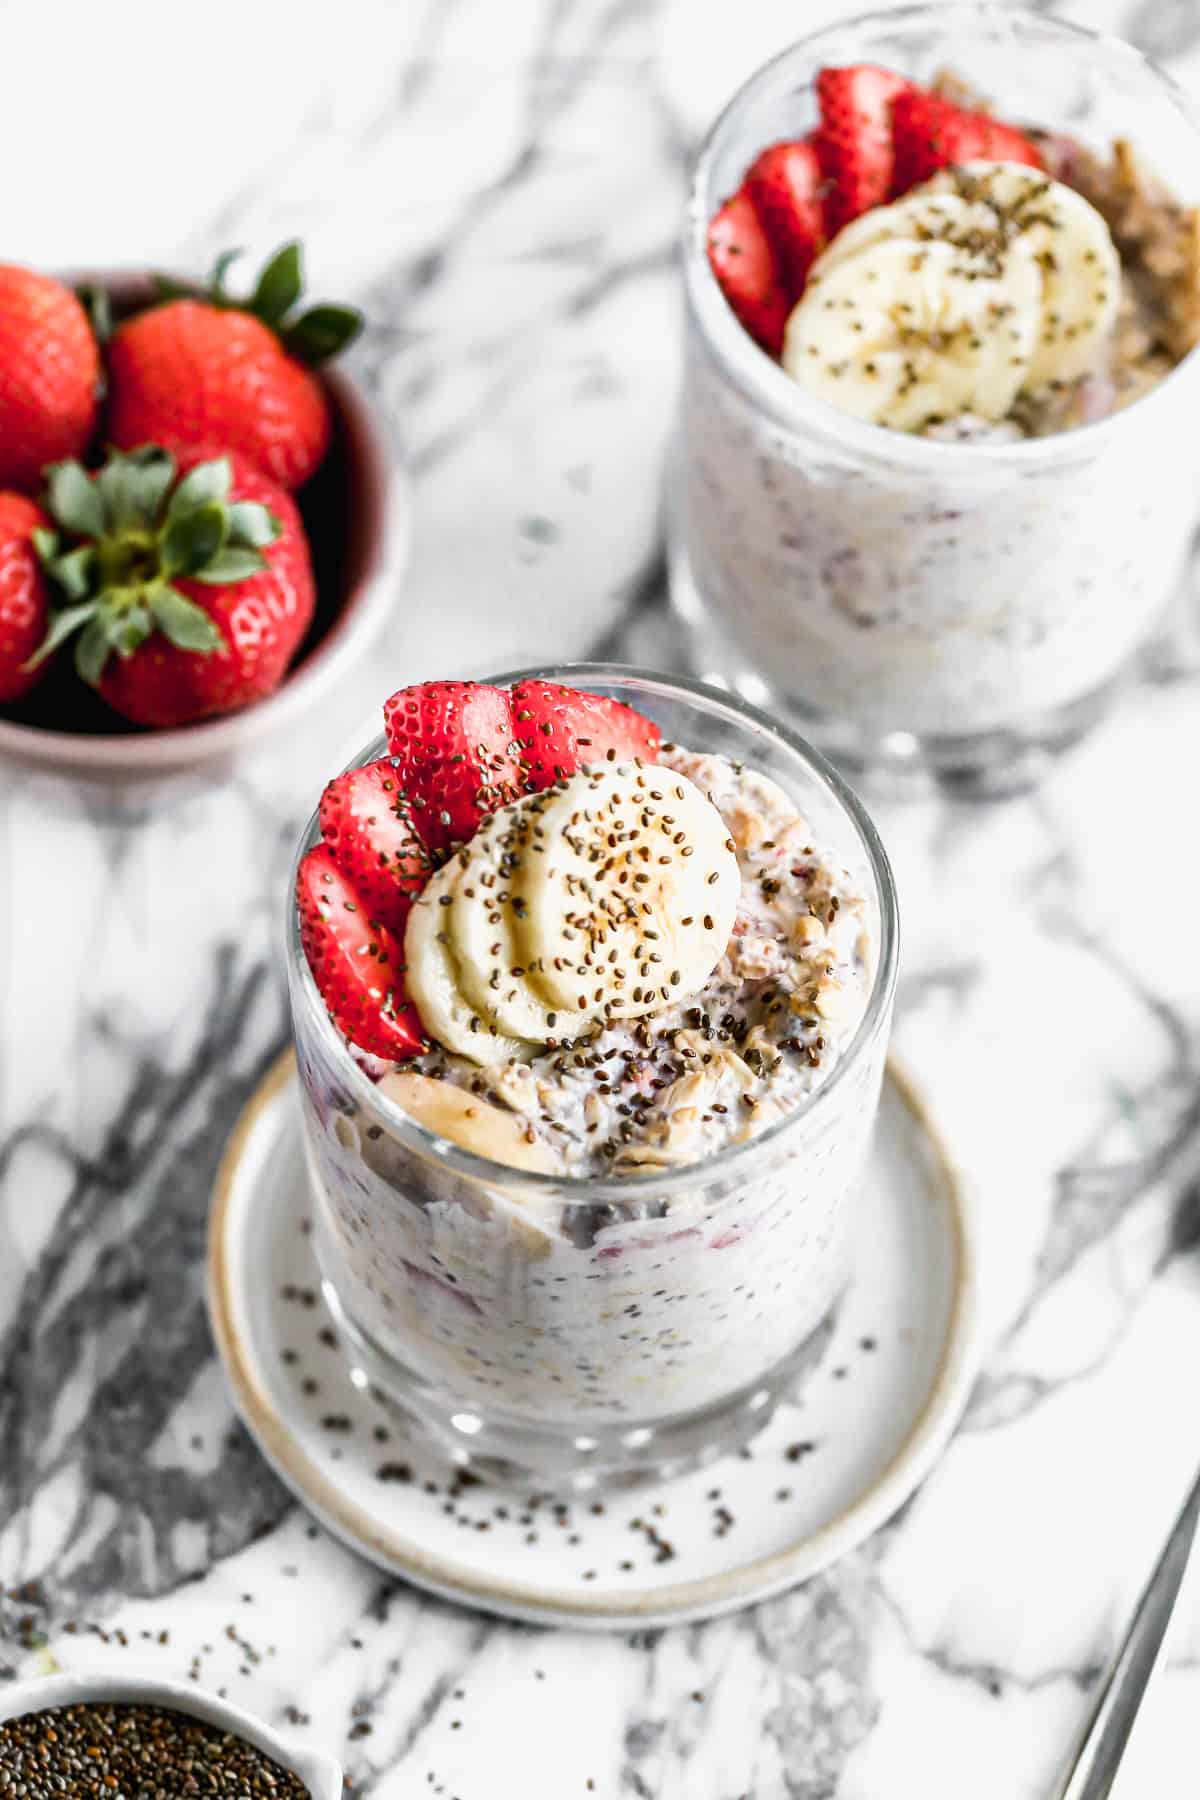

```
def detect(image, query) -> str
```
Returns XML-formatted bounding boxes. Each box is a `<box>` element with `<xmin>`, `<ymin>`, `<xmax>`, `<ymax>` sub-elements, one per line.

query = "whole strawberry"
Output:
<box><xmin>0</xmin><ymin>493</ymin><xmax>53</xmax><ymax>702</ymax></box>
<box><xmin>0</xmin><ymin>267</ymin><xmax>99</xmax><ymax>493</ymax></box>
<box><xmin>107</xmin><ymin>244</ymin><xmax>362</xmax><ymax>491</ymax></box>
<box><xmin>30</xmin><ymin>444</ymin><xmax>315</xmax><ymax>727</ymax></box>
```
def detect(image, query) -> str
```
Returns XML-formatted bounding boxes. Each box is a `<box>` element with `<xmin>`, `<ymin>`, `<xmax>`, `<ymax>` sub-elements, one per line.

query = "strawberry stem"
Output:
<box><xmin>148</xmin><ymin>242</ymin><xmax>364</xmax><ymax>365</ymax></box>
<box><xmin>29</xmin><ymin>447</ymin><xmax>282</xmax><ymax>687</ymax></box>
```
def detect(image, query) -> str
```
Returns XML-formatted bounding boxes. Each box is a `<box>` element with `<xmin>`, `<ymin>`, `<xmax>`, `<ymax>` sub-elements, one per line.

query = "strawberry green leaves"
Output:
<box><xmin>151</xmin><ymin>242</ymin><xmax>363</xmax><ymax>367</ymax></box>
<box><xmin>161</xmin><ymin>504</ymin><xmax>226</xmax><ymax>579</ymax></box>
<box><xmin>23</xmin><ymin>600</ymin><xmax>100</xmax><ymax>671</ymax></box>
<box><xmin>251</xmin><ymin>242</ymin><xmax>303</xmax><ymax>326</ymax></box>
<box><xmin>282</xmin><ymin>303</ymin><xmax>362</xmax><ymax>365</ymax></box>
<box><xmin>148</xmin><ymin>585</ymin><xmax>224</xmax><ymax>652</ymax></box>
<box><xmin>166</xmin><ymin>455</ymin><xmax>232</xmax><ymax>514</ymax></box>
<box><xmin>27</xmin><ymin>447</ymin><xmax>281</xmax><ymax>688</ymax></box>
<box><xmin>45</xmin><ymin>460</ymin><xmax>105</xmax><ymax>540</ymax></box>
<box><xmin>247</xmin><ymin>242</ymin><xmax>361</xmax><ymax>363</ymax></box>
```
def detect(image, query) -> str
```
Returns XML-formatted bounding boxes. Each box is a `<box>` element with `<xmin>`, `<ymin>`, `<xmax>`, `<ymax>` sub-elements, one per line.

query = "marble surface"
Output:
<box><xmin>3</xmin><ymin>0</ymin><xmax>1200</xmax><ymax>1794</ymax></box>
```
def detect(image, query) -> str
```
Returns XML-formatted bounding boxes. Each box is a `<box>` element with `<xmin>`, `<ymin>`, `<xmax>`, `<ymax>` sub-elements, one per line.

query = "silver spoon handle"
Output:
<box><xmin>1052</xmin><ymin>1463</ymin><xmax>1200</xmax><ymax>1800</ymax></box>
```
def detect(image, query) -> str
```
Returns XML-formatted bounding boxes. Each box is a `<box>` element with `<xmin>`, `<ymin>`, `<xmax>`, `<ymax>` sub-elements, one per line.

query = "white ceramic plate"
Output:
<box><xmin>207</xmin><ymin>1052</ymin><xmax>977</xmax><ymax>1629</ymax></box>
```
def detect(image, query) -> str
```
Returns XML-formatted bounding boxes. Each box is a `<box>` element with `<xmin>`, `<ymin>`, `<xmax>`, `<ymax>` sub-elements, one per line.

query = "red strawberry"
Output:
<box><xmin>320</xmin><ymin>759</ymin><xmax>432</xmax><ymax>936</ymax></box>
<box><xmin>296</xmin><ymin>845</ymin><xmax>427</xmax><ymax>1059</ymax></box>
<box><xmin>30</xmin><ymin>443</ymin><xmax>315</xmax><ymax>728</ymax></box>
<box><xmin>383</xmin><ymin>681</ymin><xmax>522</xmax><ymax>852</ymax></box>
<box><xmin>0</xmin><ymin>493</ymin><xmax>52</xmax><ymax>702</ymax></box>
<box><xmin>815</xmin><ymin>65</ymin><xmax>912</xmax><ymax>232</ymax></box>
<box><xmin>890</xmin><ymin>89</ymin><xmax>1042</xmax><ymax>195</ymax></box>
<box><xmin>707</xmin><ymin>192</ymin><xmax>790</xmax><ymax>355</ymax></box>
<box><xmin>509</xmin><ymin>679</ymin><xmax>662</xmax><ymax>789</ymax></box>
<box><xmin>745</xmin><ymin>139</ymin><xmax>826</xmax><ymax>297</ymax></box>
<box><xmin>0</xmin><ymin>268</ymin><xmax>99</xmax><ymax>493</ymax></box>
<box><xmin>107</xmin><ymin>244</ymin><xmax>362</xmax><ymax>491</ymax></box>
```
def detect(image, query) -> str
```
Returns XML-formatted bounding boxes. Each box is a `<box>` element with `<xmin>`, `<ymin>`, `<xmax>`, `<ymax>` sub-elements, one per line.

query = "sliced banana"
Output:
<box><xmin>448</xmin><ymin>795</ymin><xmax>564</xmax><ymax>1043</ymax></box>
<box><xmin>799</xmin><ymin>162</ymin><xmax>1123</xmax><ymax>425</ymax></box>
<box><xmin>817</xmin><ymin>189</ymin><xmax>1008</xmax><ymax>276</ymax></box>
<box><xmin>512</xmin><ymin>763</ymin><xmax>740</xmax><ymax>1023</ymax></box>
<box><xmin>404</xmin><ymin>766</ymin><xmax>741</xmax><ymax>1060</ymax></box>
<box><xmin>783</xmin><ymin>233</ymin><xmax>1041</xmax><ymax>430</ymax></box>
<box><xmin>379</xmin><ymin>1069</ymin><xmax>560</xmax><ymax>1174</ymax></box>
<box><xmin>927</xmin><ymin>162</ymin><xmax>1122</xmax><ymax>386</ymax></box>
<box><xmin>403</xmin><ymin>864</ymin><xmax>528</xmax><ymax>1067</ymax></box>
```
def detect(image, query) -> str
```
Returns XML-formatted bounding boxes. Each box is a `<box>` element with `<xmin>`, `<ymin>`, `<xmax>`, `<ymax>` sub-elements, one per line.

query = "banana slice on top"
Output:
<box><xmin>927</xmin><ymin>162</ymin><xmax>1122</xmax><ymax>386</ymax></box>
<box><xmin>447</xmin><ymin>794</ymin><xmax>564</xmax><ymax>1044</ymax></box>
<box><xmin>380</xmin><ymin>1069</ymin><xmax>560</xmax><ymax>1174</ymax></box>
<box><xmin>783</xmin><ymin>232</ymin><xmax>1041</xmax><ymax>430</ymax></box>
<box><xmin>404</xmin><ymin>862</ymin><xmax>529</xmax><ymax>1066</ymax></box>
<box><xmin>511</xmin><ymin>763</ymin><xmax>741</xmax><ymax>1024</ymax></box>
<box><xmin>816</xmin><ymin>189</ymin><xmax>1008</xmax><ymax>277</ymax></box>
<box><xmin>404</xmin><ymin>765</ymin><xmax>742</xmax><ymax>1061</ymax></box>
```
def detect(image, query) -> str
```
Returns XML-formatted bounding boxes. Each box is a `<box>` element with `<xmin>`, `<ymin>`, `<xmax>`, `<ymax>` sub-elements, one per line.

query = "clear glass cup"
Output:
<box><xmin>286</xmin><ymin>666</ymin><xmax>898</xmax><ymax>1491</ymax></box>
<box><xmin>670</xmin><ymin>5</ymin><xmax>1200</xmax><ymax>797</ymax></box>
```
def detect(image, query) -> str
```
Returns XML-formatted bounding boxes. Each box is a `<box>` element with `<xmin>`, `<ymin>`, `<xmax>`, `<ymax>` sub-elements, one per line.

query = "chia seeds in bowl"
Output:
<box><xmin>286</xmin><ymin>665</ymin><xmax>898</xmax><ymax>1493</ymax></box>
<box><xmin>0</xmin><ymin>1675</ymin><xmax>341</xmax><ymax>1800</ymax></box>
<box><xmin>0</xmin><ymin>1700</ymin><xmax>311</xmax><ymax>1798</ymax></box>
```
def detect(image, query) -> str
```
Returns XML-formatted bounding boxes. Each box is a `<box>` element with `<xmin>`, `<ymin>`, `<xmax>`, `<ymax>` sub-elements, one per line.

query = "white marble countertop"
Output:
<box><xmin>3</xmin><ymin>1</ymin><xmax>1200</xmax><ymax>1794</ymax></box>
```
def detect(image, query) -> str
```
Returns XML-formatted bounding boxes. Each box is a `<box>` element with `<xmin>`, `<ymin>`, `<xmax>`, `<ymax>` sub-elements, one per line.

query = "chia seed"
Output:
<box><xmin>0</xmin><ymin>1701</ymin><xmax>311</xmax><ymax>1797</ymax></box>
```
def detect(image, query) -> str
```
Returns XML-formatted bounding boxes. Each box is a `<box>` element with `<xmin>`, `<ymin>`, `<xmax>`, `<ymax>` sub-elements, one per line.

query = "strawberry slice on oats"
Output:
<box><xmin>296</xmin><ymin>845</ymin><xmax>427</xmax><ymax>1059</ymax></box>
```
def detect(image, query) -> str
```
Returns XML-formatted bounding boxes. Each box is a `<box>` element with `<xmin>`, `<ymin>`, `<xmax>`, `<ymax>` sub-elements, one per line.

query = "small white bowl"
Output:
<box><xmin>0</xmin><ymin>1669</ymin><xmax>343</xmax><ymax>1799</ymax></box>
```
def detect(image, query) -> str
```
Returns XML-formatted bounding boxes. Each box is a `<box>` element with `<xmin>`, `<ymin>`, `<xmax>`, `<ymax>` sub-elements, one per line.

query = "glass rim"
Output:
<box><xmin>286</xmin><ymin>662</ymin><xmax>900</xmax><ymax>1201</ymax></box>
<box><xmin>683</xmin><ymin>0</ymin><xmax>1200</xmax><ymax>473</ymax></box>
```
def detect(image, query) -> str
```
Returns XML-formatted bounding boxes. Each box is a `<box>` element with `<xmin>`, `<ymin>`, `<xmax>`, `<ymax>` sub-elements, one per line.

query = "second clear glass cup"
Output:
<box><xmin>670</xmin><ymin>5</ymin><xmax>1200</xmax><ymax>796</ymax></box>
<box><xmin>287</xmin><ymin>667</ymin><xmax>898</xmax><ymax>1492</ymax></box>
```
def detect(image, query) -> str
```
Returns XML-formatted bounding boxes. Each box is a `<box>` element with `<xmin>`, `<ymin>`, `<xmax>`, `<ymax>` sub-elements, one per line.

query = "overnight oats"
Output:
<box><xmin>286</xmin><ymin>667</ymin><xmax>897</xmax><ymax>1488</ymax></box>
<box><xmin>673</xmin><ymin>6</ymin><xmax>1200</xmax><ymax>792</ymax></box>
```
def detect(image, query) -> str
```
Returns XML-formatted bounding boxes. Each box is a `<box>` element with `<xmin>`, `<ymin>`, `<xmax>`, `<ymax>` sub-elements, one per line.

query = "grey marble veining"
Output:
<box><xmin>3</xmin><ymin>1</ymin><xmax>1200</xmax><ymax>1795</ymax></box>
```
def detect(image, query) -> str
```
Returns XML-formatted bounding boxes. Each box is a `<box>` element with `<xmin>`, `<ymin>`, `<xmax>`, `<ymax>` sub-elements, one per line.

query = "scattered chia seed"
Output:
<box><xmin>376</xmin><ymin>1461</ymin><xmax>413</xmax><ymax>1484</ymax></box>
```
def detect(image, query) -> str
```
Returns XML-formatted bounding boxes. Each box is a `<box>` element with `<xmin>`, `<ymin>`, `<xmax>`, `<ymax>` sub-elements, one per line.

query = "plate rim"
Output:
<box><xmin>207</xmin><ymin>1049</ymin><xmax>978</xmax><ymax>1628</ymax></box>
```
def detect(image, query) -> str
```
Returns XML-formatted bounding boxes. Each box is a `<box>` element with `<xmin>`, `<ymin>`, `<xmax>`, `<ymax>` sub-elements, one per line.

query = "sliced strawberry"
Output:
<box><xmin>815</xmin><ymin>64</ymin><xmax>912</xmax><ymax>233</ymax></box>
<box><xmin>706</xmin><ymin>191</ymin><xmax>790</xmax><ymax>356</ymax></box>
<box><xmin>319</xmin><ymin>759</ymin><xmax>432</xmax><ymax>936</ymax></box>
<box><xmin>296</xmin><ymin>846</ymin><xmax>427</xmax><ymax>1060</ymax></box>
<box><xmin>382</xmin><ymin>680</ymin><xmax>522</xmax><ymax>852</ymax></box>
<box><xmin>890</xmin><ymin>89</ymin><xmax>1042</xmax><ymax>195</ymax></box>
<box><xmin>509</xmin><ymin>679</ymin><xmax>662</xmax><ymax>791</ymax></box>
<box><xmin>745</xmin><ymin>139</ymin><xmax>825</xmax><ymax>297</ymax></box>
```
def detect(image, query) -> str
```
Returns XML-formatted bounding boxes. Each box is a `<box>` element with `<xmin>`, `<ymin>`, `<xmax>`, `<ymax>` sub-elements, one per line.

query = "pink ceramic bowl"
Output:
<box><xmin>0</xmin><ymin>270</ymin><xmax>408</xmax><ymax>782</ymax></box>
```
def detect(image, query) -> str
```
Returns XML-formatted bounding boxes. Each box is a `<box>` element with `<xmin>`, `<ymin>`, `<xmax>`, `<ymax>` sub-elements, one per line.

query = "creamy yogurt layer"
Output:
<box><xmin>682</xmin><ymin>354</ymin><xmax>1195</xmax><ymax>737</ymax></box>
